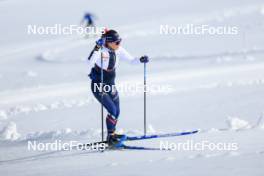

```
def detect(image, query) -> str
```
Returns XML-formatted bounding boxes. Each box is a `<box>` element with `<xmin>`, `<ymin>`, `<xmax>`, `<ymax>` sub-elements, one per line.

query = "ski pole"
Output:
<box><xmin>144</xmin><ymin>62</ymin><xmax>147</xmax><ymax>136</ymax></box>
<box><xmin>100</xmin><ymin>52</ymin><xmax>104</xmax><ymax>142</ymax></box>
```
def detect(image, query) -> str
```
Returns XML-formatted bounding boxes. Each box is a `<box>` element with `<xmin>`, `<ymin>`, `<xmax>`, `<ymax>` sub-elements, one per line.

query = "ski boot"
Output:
<box><xmin>107</xmin><ymin>133</ymin><xmax>127</xmax><ymax>148</ymax></box>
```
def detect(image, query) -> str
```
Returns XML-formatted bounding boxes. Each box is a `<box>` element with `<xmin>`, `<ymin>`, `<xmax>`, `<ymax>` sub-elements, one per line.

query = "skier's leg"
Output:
<box><xmin>109</xmin><ymin>86</ymin><xmax>120</xmax><ymax>118</ymax></box>
<box><xmin>105</xmin><ymin>89</ymin><xmax>120</xmax><ymax>134</ymax></box>
<box><xmin>106</xmin><ymin>114</ymin><xmax>117</xmax><ymax>134</ymax></box>
<box><xmin>92</xmin><ymin>91</ymin><xmax>119</xmax><ymax>118</ymax></box>
<box><xmin>105</xmin><ymin>89</ymin><xmax>126</xmax><ymax>146</ymax></box>
<box><xmin>91</xmin><ymin>82</ymin><xmax>119</xmax><ymax>120</ymax></box>
<box><xmin>91</xmin><ymin>82</ymin><xmax>124</xmax><ymax>145</ymax></box>
<box><xmin>112</xmin><ymin>90</ymin><xmax>120</xmax><ymax>118</ymax></box>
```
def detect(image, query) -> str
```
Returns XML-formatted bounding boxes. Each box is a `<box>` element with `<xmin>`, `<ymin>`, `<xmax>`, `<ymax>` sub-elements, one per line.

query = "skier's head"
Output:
<box><xmin>103</xmin><ymin>29</ymin><xmax>121</xmax><ymax>50</ymax></box>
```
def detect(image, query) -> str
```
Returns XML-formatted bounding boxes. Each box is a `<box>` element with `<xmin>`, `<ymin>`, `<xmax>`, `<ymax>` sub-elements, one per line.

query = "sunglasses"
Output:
<box><xmin>114</xmin><ymin>39</ymin><xmax>122</xmax><ymax>45</ymax></box>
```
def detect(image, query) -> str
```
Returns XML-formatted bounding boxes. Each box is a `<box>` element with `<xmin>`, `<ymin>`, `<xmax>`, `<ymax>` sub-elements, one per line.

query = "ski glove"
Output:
<box><xmin>95</xmin><ymin>38</ymin><xmax>105</xmax><ymax>51</ymax></box>
<box><xmin>139</xmin><ymin>55</ymin><xmax>149</xmax><ymax>63</ymax></box>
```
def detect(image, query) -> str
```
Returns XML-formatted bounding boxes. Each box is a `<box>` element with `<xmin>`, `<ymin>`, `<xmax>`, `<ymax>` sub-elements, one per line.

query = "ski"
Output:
<box><xmin>75</xmin><ymin>143</ymin><xmax>164</xmax><ymax>151</ymax></box>
<box><xmin>121</xmin><ymin>144</ymin><xmax>170</xmax><ymax>151</ymax></box>
<box><xmin>126</xmin><ymin>130</ymin><xmax>199</xmax><ymax>141</ymax></box>
<box><xmin>79</xmin><ymin>130</ymin><xmax>199</xmax><ymax>150</ymax></box>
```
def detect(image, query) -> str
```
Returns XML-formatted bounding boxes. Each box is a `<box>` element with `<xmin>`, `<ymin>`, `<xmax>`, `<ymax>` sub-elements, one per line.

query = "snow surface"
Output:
<box><xmin>1</xmin><ymin>0</ymin><xmax>264</xmax><ymax>175</ymax></box>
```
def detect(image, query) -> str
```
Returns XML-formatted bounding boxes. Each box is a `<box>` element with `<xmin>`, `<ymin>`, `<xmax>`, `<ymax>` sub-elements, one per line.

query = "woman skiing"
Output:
<box><xmin>87</xmin><ymin>29</ymin><xmax>149</xmax><ymax>146</ymax></box>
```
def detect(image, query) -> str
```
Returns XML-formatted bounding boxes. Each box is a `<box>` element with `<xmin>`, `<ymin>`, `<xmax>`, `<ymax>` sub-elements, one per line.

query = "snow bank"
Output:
<box><xmin>29</xmin><ymin>129</ymin><xmax>103</xmax><ymax>141</ymax></box>
<box><xmin>147</xmin><ymin>124</ymin><xmax>157</xmax><ymax>134</ymax></box>
<box><xmin>0</xmin><ymin>122</ymin><xmax>21</xmax><ymax>140</ymax></box>
<box><xmin>0</xmin><ymin>110</ymin><xmax>8</xmax><ymax>120</ymax></box>
<box><xmin>226</xmin><ymin>117</ymin><xmax>251</xmax><ymax>130</ymax></box>
<box><xmin>24</xmin><ymin>128</ymin><xmax>82</xmax><ymax>141</ymax></box>
<box><xmin>0</xmin><ymin>125</ymin><xmax>101</xmax><ymax>142</ymax></box>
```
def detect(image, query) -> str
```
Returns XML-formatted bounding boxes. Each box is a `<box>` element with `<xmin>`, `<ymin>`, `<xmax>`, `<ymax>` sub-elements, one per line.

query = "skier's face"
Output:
<box><xmin>107</xmin><ymin>40</ymin><xmax>121</xmax><ymax>50</ymax></box>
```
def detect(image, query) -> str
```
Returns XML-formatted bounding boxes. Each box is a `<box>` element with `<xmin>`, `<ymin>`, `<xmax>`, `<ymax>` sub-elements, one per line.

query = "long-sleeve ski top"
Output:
<box><xmin>88</xmin><ymin>46</ymin><xmax>140</xmax><ymax>70</ymax></box>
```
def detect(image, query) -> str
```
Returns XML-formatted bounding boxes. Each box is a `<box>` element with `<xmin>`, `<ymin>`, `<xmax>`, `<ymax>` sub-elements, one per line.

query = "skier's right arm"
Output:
<box><xmin>87</xmin><ymin>38</ymin><xmax>105</xmax><ymax>67</ymax></box>
<box><xmin>87</xmin><ymin>48</ymin><xmax>100</xmax><ymax>67</ymax></box>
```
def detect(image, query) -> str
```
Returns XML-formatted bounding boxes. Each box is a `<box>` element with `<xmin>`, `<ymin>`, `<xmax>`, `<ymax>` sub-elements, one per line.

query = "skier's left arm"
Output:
<box><xmin>118</xmin><ymin>47</ymin><xmax>149</xmax><ymax>64</ymax></box>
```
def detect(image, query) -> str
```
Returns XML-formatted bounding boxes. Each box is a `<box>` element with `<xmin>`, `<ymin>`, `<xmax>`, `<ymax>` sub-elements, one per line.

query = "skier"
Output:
<box><xmin>81</xmin><ymin>12</ymin><xmax>98</xmax><ymax>38</ymax></box>
<box><xmin>87</xmin><ymin>29</ymin><xmax>149</xmax><ymax>146</ymax></box>
<box><xmin>81</xmin><ymin>12</ymin><xmax>95</xmax><ymax>27</ymax></box>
